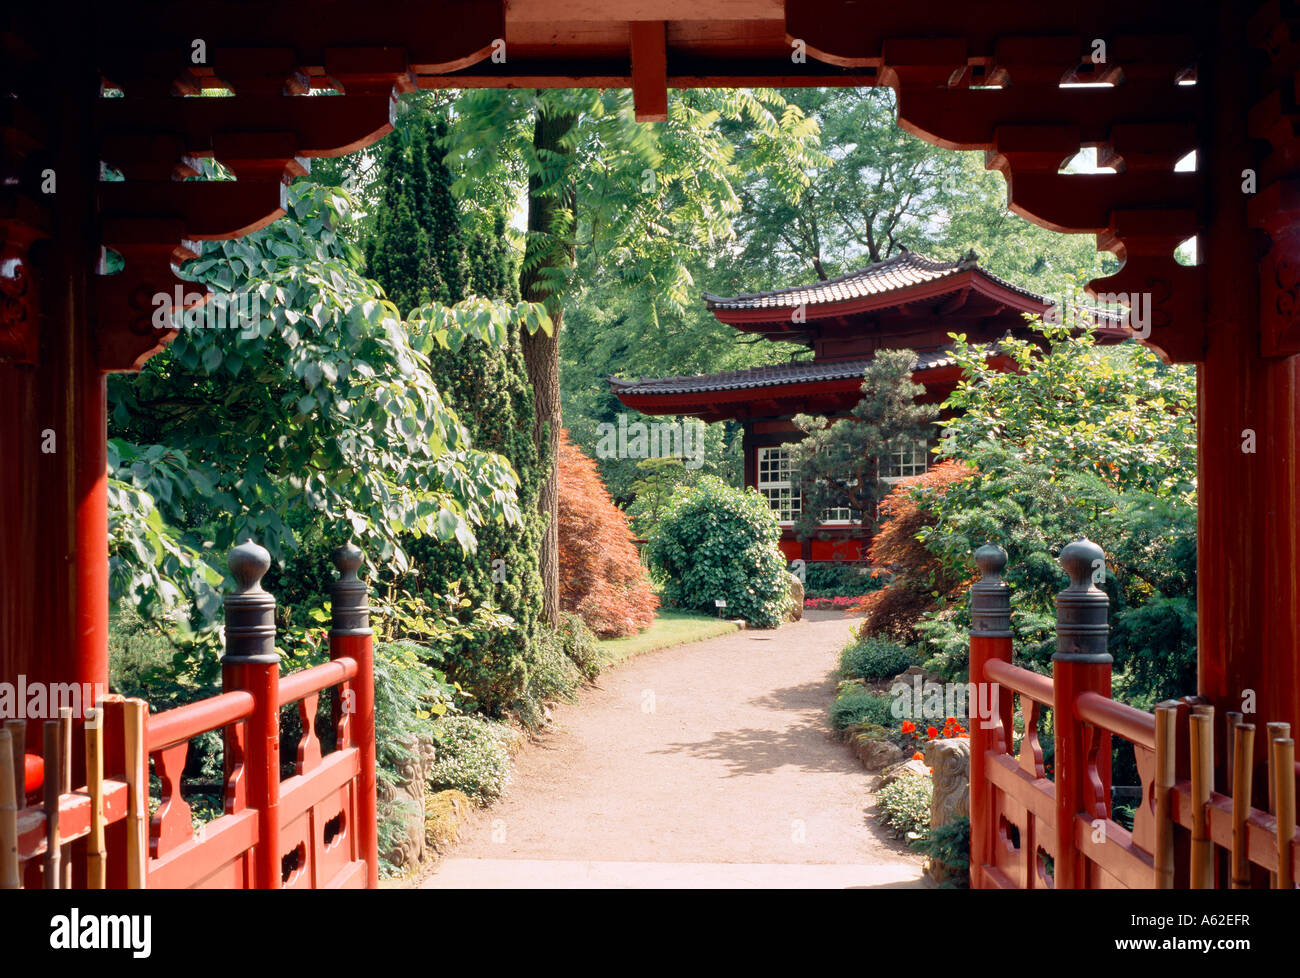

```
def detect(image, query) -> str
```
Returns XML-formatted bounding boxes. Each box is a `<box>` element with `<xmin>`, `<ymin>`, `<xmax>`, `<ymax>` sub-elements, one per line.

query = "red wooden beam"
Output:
<box><xmin>630</xmin><ymin>22</ymin><xmax>669</xmax><ymax>122</ymax></box>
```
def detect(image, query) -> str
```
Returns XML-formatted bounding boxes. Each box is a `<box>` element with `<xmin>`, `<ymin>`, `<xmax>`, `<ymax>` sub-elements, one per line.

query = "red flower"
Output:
<box><xmin>911</xmin><ymin>751</ymin><xmax>924</xmax><ymax>761</ymax></box>
<box><xmin>900</xmin><ymin>721</ymin><xmax>916</xmax><ymax>735</ymax></box>
<box><xmin>926</xmin><ymin>726</ymin><xmax>938</xmax><ymax>739</ymax></box>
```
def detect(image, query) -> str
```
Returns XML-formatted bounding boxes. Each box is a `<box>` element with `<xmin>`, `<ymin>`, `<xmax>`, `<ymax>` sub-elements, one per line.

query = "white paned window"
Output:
<box><xmin>756</xmin><ymin>446</ymin><xmax>800</xmax><ymax>523</ymax></box>
<box><xmin>881</xmin><ymin>438</ymin><xmax>930</xmax><ymax>483</ymax></box>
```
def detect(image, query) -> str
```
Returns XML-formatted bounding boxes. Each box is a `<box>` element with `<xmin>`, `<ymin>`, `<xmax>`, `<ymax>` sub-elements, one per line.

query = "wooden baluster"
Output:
<box><xmin>1051</xmin><ymin>538</ymin><xmax>1112</xmax><ymax>890</ymax></box>
<box><xmin>1189</xmin><ymin>706</ymin><xmax>1215</xmax><ymax>888</ymax></box>
<box><xmin>150</xmin><ymin>742</ymin><xmax>193</xmax><ymax>857</ymax></box>
<box><xmin>42</xmin><ymin>719</ymin><xmax>60</xmax><ymax>889</ymax></box>
<box><xmin>1224</xmin><ymin>711</ymin><xmax>1242</xmax><ymax>786</ymax></box>
<box><xmin>0</xmin><ymin>729</ymin><xmax>19</xmax><ymax>888</ymax></box>
<box><xmin>1230</xmin><ymin>721</ymin><xmax>1254</xmax><ymax>888</ymax></box>
<box><xmin>84</xmin><ymin>706</ymin><xmax>106</xmax><ymax>888</ymax></box>
<box><xmin>1266</xmin><ymin>722</ymin><xmax>1289</xmax><ymax>888</ymax></box>
<box><xmin>222</xmin><ymin>540</ymin><xmax>281</xmax><ymax>889</ymax></box>
<box><xmin>968</xmin><ymin>543</ymin><xmax>1011</xmax><ymax>890</ymax></box>
<box><xmin>1153</xmin><ymin>702</ymin><xmax>1177</xmax><ymax>889</ymax></box>
<box><xmin>122</xmin><ymin>697</ymin><xmax>149</xmax><ymax>888</ymax></box>
<box><xmin>1271</xmin><ymin>734</ymin><xmax>1295</xmax><ymax>889</ymax></box>
<box><xmin>224</xmin><ymin>721</ymin><xmax>247</xmax><ymax>815</ymax></box>
<box><xmin>296</xmin><ymin>693</ymin><xmax>322</xmax><ymax>776</ymax></box>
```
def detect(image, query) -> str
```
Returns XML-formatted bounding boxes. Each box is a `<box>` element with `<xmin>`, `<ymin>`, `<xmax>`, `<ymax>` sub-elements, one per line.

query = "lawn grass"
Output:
<box><xmin>598</xmin><ymin>610</ymin><xmax>740</xmax><ymax>666</ymax></box>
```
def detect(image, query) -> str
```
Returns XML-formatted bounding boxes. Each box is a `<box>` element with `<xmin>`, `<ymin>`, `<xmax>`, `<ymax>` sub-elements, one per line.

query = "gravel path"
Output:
<box><xmin>421</xmin><ymin>610</ymin><xmax>929</xmax><ymax>889</ymax></box>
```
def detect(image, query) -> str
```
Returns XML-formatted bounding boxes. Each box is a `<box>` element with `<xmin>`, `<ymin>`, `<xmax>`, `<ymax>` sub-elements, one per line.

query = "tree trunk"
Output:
<box><xmin>519</xmin><ymin>101</ymin><xmax>578</xmax><ymax>627</ymax></box>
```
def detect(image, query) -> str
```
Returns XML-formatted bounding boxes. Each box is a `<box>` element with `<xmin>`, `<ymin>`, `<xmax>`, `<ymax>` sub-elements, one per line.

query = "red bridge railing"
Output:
<box><xmin>0</xmin><ymin>541</ymin><xmax>377</xmax><ymax>890</ymax></box>
<box><xmin>968</xmin><ymin>541</ymin><xmax>1298</xmax><ymax>889</ymax></box>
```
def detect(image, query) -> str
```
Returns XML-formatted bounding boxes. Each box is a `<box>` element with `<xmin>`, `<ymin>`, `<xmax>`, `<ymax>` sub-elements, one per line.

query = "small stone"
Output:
<box><xmin>879</xmin><ymin>758</ymin><xmax>930</xmax><ymax>787</ymax></box>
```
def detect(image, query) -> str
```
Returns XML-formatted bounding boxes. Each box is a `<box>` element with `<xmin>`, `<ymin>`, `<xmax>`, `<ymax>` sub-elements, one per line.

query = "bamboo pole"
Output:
<box><xmin>1230</xmin><ymin>722</ymin><xmax>1254</xmax><ymax>888</ymax></box>
<box><xmin>1189</xmin><ymin>709</ymin><xmax>1214</xmax><ymax>888</ymax></box>
<box><xmin>1272</xmin><ymin>735</ymin><xmax>1295</xmax><ymax>890</ymax></box>
<box><xmin>1266</xmin><ymin>722</ymin><xmax>1289</xmax><ymax>887</ymax></box>
<box><xmin>42</xmin><ymin>720</ymin><xmax>60</xmax><ymax>889</ymax></box>
<box><xmin>84</xmin><ymin>707</ymin><xmax>106</xmax><ymax>888</ymax></box>
<box><xmin>3</xmin><ymin>718</ymin><xmax>25</xmax><ymax>807</ymax></box>
<box><xmin>0</xmin><ymin>729</ymin><xmax>18</xmax><ymax>889</ymax></box>
<box><xmin>122</xmin><ymin>698</ymin><xmax>148</xmax><ymax>889</ymax></box>
<box><xmin>1154</xmin><ymin>702</ymin><xmax>1178</xmax><ymax>889</ymax></box>
<box><xmin>1225</xmin><ymin>711</ymin><xmax>1242</xmax><ymax>788</ymax></box>
<box><xmin>58</xmin><ymin>707</ymin><xmax>72</xmax><ymax>887</ymax></box>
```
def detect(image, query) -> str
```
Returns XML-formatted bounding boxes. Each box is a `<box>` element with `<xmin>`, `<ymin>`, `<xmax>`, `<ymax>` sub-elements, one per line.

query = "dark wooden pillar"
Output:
<box><xmin>1197</xmin><ymin>1</ymin><xmax>1300</xmax><ymax>780</ymax></box>
<box><xmin>1</xmin><ymin>33</ymin><xmax>108</xmax><ymax>761</ymax></box>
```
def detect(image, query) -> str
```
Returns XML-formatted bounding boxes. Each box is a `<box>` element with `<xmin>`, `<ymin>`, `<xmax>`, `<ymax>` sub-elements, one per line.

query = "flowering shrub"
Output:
<box><xmin>877</xmin><ymin>775</ymin><xmax>932</xmax><ymax>838</ymax></box>
<box><xmin>645</xmin><ymin>476</ymin><xmax>789</xmax><ymax>628</ymax></box>
<box><xmin>804</xmin><ymin>595</ymin><xmax>864</xmax><ymax>610</ymax></box>
<box><xmin>426</xmin><ymin>714</ymin><xmax>512</xmax><ymax>804</ymax></box>
<box><xmin>558</xmin><ymin>430</ymin><xmax>658</xmax><ymax>637</ymax></box>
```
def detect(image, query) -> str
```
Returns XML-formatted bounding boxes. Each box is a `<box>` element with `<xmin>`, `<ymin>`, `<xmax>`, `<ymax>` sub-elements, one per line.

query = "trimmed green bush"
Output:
<box><xmin>426</xmin><ymin>714</ymin><xmax>512</xmax><ymax>804</ymax></box>
<box><xmin>645</xmin><ymin>476</ymin><xmax>789</xmax><ymax>628</ymax></box>
<box><xmin>877</xmin><ymin>776</ymin><xmax>932</xmax><ymax>838</ymax></box>
<box><xmin>829</xmin><ymin>688</ymin><xmax>894</xmax><ymax>731</ymax></box>
<box><xmin>838</xmin><ymin>636</ymin><xmax>920</xmax><ymax>683</ymax></box>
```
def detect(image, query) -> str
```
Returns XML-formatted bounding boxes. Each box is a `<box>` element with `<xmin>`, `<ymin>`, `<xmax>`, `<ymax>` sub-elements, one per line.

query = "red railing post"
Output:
<box><xmin>329</xmin><ymin>543</ymin><xmax>377</xmax><ymax>888</ymax></box>
<box><xmin>222</xmin><ymin>540</ymin><xmax>281</xmax><ymax>889</ymax></box>
<box><xmin>1051</xmin><ymin>538</ymin><xmax>1112</xmax><ymax>889</ymax></box>
<box><xmin>969</xmin><ymin>544</ymin><xmax>1012</xmax><ymax>890</ymax></box>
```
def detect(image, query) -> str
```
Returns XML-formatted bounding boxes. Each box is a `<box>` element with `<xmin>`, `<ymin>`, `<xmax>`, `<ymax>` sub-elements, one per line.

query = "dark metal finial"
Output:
<box><xmin>223</xmin><ymin>539</ymin><xmax>278</xmax><ymax>664</ymax></box>
<box><xmin>228</xmin><ymin>539</ymin><xmax>271</xmax><ymax>592</ymax></box>
<box><xmin>1054</xmin><ymin>538</ymin><xmax>1111</xmax><ymax>662</ymax></box>
<box><xmin>330</xmin><ymin>541</ymin><xmax>371</xmax><ymax>635</ymax></box>
<box><xmin>332</xmin><ymin>541</ymin><xmax>363</xmax><ymax>581</ymax></box>
<box><xmin>970</xmin><ymin>543</ymin><xmax>1010</xmax><ymax>638</ymax></box>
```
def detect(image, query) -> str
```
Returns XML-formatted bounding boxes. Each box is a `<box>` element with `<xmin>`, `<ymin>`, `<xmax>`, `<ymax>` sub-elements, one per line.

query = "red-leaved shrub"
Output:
<box><xmin>558</xmin><ymin>430</ymin><xmax>658</xmax><ymax>637</ymax></box>
<box><xmin>855</xmin><ymin>459</ymin><xmax>974</xmax><ymax>640</ymax></box>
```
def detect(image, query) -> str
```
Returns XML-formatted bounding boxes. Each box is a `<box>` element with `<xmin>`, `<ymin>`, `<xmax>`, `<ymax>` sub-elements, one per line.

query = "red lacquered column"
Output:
<box><xmin>969</xmin><ymin>544</ymin><xmax>1012</xmax><ymax>890</ymax></box>
<box><xmin>222</xmin><ymin>541</ymin><xmax>281</xmax><ymax>889</ymax></box>
<box><xmin>329</xmin><ymin>543</ymin><xmax>377</xmax><ymax>888</ymax></box>
<box><xmin>1051</xmin><ymin>539</ymin><xmax>1112</xmax><ymax>890</ymax></box>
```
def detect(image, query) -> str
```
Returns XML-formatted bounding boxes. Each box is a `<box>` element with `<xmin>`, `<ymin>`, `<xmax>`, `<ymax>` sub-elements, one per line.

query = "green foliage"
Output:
<box><xmin>106</xmin><ymin>177</ymin><xmax>551</xmax><ymax>644</ymax></box>
<box><xmin>829</xmin><ymin>687</ymin><xmax>895</xmax><ymax>731</ymax></box>
<box><xmin>731</xmin><ymin>87</ymin><xmax>1114</xmax><ymax>294</ymax></box>
<box><xmin>911</xmin><ymin>815</ymin><xmax>971</xmax><ymax>887</ymax></box>
<box><xmin>803</xmin><ymin>561</ymin><xmax>881</xmax><ymax>599</ymax></box>
<box><xmin>839</xmin><ymin>636</ymin><xmax>920</xmax><ymax>683</ymax></box>
<box><xmin>877</xmin><ymin>776</ymin><xmax>932</xmax><ymax>839</ymax></box>
<box><xmin>554</xmin><ymin>611</ymin><xmax>605</xmax><ymax>681</ymax></box>
<box><xmin>365</xmin><ymin>113</ymin><xmax>466</xmax><ymax>313</ymax></box>
<box><xmin>366</xmin><ymin>101</ymin><xmax>547</xmax><ymax>716</ymax></box>
<box><xmin>644</xmin><ymin>476</ymin><xmax>789</xmax><ymax>628</ymax></box>
<box><xmin>426</xmin><ymin>714</ymin><xmax>512</xmax><ymax>804</ymax></box>
<box><xmin>938</xmin><ymin>323</ymin><xmax>1197</xmax><ymax>499</ymax></box>
<box><xmin>789</xmin><ymin>349</ymin><xmax>939</xmax><ymax>537</ymax></box>
<box><xmin>914</xmin><ymin>325</ymin><xmax>1198</xmax><ymax>702</ymax></box>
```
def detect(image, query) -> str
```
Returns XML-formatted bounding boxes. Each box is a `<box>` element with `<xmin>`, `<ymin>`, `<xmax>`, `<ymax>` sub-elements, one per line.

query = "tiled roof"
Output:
<box><xmin>702</xmin><ymin>249</ymin><xmax>1046</xmax><ymax>311</ymax></box>
<box><xmin>608</xmin><ymin>349</ymin><xmax>957</xmax><ymax>397</ymax></box>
